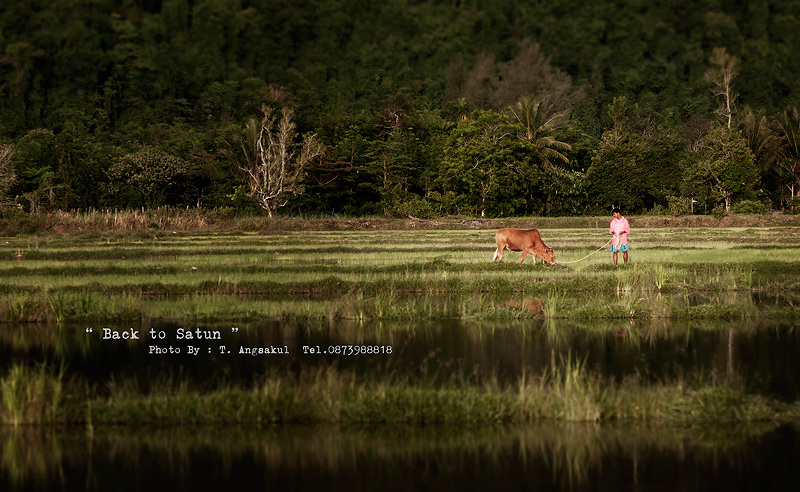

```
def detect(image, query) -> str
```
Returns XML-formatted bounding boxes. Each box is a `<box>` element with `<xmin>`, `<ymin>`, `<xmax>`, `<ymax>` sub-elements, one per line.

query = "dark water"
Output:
<box><xmin>2</xmin><ymin>423</ymin><xmax>800</xmax><ymax>491</ymax></box>
<box><xmin>3</xmin><ymin>318</ymin><xmax>800</xmax><ymax>398</ymax></box>
<box><xmin>3</xmin><ymin>318</ymin><xmax>800</xmax><ymax>490</ymax></box>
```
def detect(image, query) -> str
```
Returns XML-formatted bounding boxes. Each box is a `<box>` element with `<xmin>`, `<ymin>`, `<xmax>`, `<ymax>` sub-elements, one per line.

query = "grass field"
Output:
<box><xmin>1</xmin><ymin>225</ymin><xmax>800</xmax><ymax>323</ymax></box>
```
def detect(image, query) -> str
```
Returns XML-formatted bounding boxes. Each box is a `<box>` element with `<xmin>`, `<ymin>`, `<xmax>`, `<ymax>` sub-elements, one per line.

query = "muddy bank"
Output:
<box><xmin>3</xmin><ymin>209</ymin><xmax>800</xmax><ymax>234</ymax></box>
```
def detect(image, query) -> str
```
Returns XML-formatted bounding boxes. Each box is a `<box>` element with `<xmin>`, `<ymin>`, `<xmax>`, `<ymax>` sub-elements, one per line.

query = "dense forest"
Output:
<box><xmin>2</xmin><ymin>0</ymin><xmax>800</xmax><ymax>218</ymax></box>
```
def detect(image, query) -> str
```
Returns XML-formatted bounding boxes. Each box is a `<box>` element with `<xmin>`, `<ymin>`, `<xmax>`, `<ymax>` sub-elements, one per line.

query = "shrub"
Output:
<box><xmin>791</xmin><ymin>197</ymin><xmax>800</xmax><ymax>214</ymax></box>
<box><xmin>393</xmin><ymin>194</ymin><xmax>436</xmax><ymax>219</ymax></box>
<box><xmin>733</xmin><ymin>200</ymin><xmax>768</xmax><ymax>215</ymax></box>
<box><xmin>646</xmin><ymin>203</ymin><xmax>668</xmax><ymax>216</ymax></box>
<box><xmin>666</xmin><ymin>195</ymin><xmax>692</xmax><ymax>216</ymax></box>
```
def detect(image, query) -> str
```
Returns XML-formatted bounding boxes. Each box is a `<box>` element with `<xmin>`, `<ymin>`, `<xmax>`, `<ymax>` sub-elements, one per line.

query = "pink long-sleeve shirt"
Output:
<box><xmin>610</xmin><ymin>216</ymin><xmax>630</xmax><ymax>245</ymax></box>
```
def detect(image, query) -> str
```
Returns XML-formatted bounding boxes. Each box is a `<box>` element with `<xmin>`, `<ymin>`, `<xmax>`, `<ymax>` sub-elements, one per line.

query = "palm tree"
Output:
<box><xmin>737</xmin><ymin>107</ymin><xmax>781</xmax><ymax>175</ymax></box>
<box><xmin>775</xmin><ymin>108</ymin><xmax>800</xmax><ymax>205</ymax></box>
<box><xmin>506</xmin><ymin>95</ymin><xmax>571</xmax><ymax>167</ymax></box>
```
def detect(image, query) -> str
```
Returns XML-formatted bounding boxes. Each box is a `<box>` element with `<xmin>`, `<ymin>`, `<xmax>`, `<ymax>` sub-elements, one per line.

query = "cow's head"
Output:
<box><xmin>542</xmin><ymin>247</ymin><xmax>556</xmax><ymax>265</ymax></box>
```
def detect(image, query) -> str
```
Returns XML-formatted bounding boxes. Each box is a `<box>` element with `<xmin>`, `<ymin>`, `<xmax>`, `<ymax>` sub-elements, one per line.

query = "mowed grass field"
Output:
<box><xmin>2</xmin><ymin>226</ymin><xmax>800</xmax><ymax>323</ymax></box>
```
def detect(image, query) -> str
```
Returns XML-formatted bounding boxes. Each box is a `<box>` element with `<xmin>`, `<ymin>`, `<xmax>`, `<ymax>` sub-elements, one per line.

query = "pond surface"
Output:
<box><xmin>3</xmin><ymin>317</ymin><xmax>800</xmax><ymax>399</ymax></box>
<box><xmin>2</xmin><ymin>422</ymin><xmax>800</xmax><ymax>491</ymax></box>
<box><xmin>2</xmin><ymin>317</ymin><xmax>800</xmax><ymax>490</ymax></box>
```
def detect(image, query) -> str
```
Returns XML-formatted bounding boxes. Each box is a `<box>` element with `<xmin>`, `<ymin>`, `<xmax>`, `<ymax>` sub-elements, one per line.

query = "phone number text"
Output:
<box><xmin>302</xmin><ymin>345</ymin><xmax>392</xmax><ymax>356</ymax></box>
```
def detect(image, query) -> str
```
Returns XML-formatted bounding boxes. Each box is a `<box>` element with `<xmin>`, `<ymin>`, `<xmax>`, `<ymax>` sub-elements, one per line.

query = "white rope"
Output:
<box><xmin>555</xmin><ymin>237</ymin><xmax>614</xmax><ymax>264</ymax></box>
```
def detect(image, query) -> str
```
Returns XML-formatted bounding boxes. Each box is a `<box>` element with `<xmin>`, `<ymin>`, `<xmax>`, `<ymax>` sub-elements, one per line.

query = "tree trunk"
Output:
<box><xmin>262</xmin><ymin>201</ymin><xmax>275</xmax><ymax>218</ymax></box>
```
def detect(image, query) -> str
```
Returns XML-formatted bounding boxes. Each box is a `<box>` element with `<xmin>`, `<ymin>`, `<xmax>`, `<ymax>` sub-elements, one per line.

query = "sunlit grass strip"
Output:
<box><xmin>0</xmin><ymin>263</ymin><xmax>793</xmax><ymax>296</ymax></box>
<box><xmin>1</xmin><ymin>288</ymin><xmax>799</xmax><ymax>324</ymax></box>
<box><xmin>4</xmin><ymin>244</ymin><xmax>486</xmax><ymax>262</ymax></box>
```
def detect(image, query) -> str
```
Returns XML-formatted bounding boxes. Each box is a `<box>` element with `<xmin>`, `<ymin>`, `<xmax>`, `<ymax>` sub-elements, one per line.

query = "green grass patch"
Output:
<box><xmin>2</xmin><ymin>227</ymin><xmax>800</xmax><ymax>322</ymax></box>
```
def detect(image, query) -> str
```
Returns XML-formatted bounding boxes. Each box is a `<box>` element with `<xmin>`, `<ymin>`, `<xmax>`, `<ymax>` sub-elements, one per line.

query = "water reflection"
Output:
<box><xmin>2</xmin><ymin>318</ymin><xmax>800</xmax><ymax>399</ymax></box>
<box><xmin>1</xmin><ymin>422</ymin><xmax>798</xmax><ymax>491</ymax></box>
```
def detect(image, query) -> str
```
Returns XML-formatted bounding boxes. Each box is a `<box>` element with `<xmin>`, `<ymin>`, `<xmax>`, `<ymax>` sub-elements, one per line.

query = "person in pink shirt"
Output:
<box><xmin>609</xmin><ymin>208</ymin><xmax>629</xmax><ymax>265</ymax></box>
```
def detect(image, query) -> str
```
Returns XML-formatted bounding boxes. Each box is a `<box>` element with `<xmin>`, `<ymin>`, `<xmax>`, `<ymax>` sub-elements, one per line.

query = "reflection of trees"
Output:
<box><xmin>1</xmin><ymin>423</ymin><xmax>785</xmax><ymax>490</ymax></box>
<box><xmin>0</xmin><ymin>314</ymin><xmax>779</xmax><ymax>396</ymax></box>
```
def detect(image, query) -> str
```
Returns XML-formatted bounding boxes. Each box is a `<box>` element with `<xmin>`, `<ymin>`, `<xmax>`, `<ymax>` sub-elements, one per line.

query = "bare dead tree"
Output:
<box><xmin>680</xmin><ymin>114</ymin><xmax>711</xmax><ymax>154</ymax></box>
<box><xmin>705</xmin><ymin>47</ymin><xmax>740</xmax><ymax>129</ymax></box>
<box><xmin>21</xmin><ymin>172</ymin><xmax>62</xmax><ymax>215</ymax></box>
<box><xmin>241</xmin><ymin>106</ymin><xmax>323</xmax><ymax>217</ymax></box>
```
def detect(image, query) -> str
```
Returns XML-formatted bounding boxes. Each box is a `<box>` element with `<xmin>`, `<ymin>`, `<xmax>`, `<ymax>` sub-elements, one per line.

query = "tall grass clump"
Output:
<box><xmin>651</xmin><ymin>264</ymin><xmax>675</xmax><ymax>291</ymax></box>
<box><xmin>2</xmin><ymin>296</ymin><xmax>36</xmax><ymax>322</ymax></box>
<box><xmin>67</xmin><ymin>208</ymin><xmax>209</xmax><ymax>231</ymax></box>
<box><xmin>46</xmin><ymin>292</ymin><xmax>71</xmax><ymax>324</ymax></box>
<box><xmin>732</xmin><ymin>266</ymin><xmax>755</xmax><ymax>290</ymax></box>
<box><xmin>75</xmin><ymin>291</ymin><xmax>96</xmax><ymax>318</ymax></box>
<box><xmin>1</xmin><ymin>364</ymin><xmax>64</xmax><ymax>426</ymax></box>
<box><xmin>519</xmin><ymin>355</ymin><xmax>604</xmax><ymax>422</ymax></box>
<box><xmin>696</xmin><ymin>265</ymin><xmax>755</xmax><ymax>292</ymax></box>
<box><xmin>547</xmin><ymin>355</ymin><xmax>604</xmax><ymax>421</ymax></box>
<box><xmin>542</xmin><ymin>291</ymin><xmax>568</xmax><ymax>318</ymax></box>
<box><xmin>341</xmin><ymin>378</ymin><xmax>514</xmax><ymax>425</ymax></box>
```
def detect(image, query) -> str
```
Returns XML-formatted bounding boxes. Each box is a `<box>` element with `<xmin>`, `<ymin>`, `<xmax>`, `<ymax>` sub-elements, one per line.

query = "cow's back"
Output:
<box><xmin>524</xmin><ymin>228</ymin><xmax>543</xmax><ymax>246</ymax></box>
<box><xmin>496</xmin><ymin>228</ymin><xmax>539</xmax><ymax>250</ymax></box>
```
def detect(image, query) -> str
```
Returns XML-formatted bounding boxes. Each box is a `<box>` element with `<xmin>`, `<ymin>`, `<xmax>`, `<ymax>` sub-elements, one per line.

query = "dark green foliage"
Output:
<box><xmin>587</xmin><ymin>97</ymin><xmax>688</xmax><ymax>212</ymax></box>
<box><xmin>108</xmin><ymin>147</ymin><xmax>191</xmax><ymax>207</ymax></box>
<box><xmin>2</xmin><ymin>0</ymin><xmax>800</xmax><ymax>215</ymax></box>
<box><xmin>684</xmin><ymin>126</ymin><xmax>759</xmax><ymax>211</ymax></box>
<box><xmin>439</xmin><ymin>111</ymin><xmax>538</xmax><ymax>217</ymax></box>
<box><xmin>733</xmin><ymin>199</ymin><xmax>769</xmax><ymax>214</ymax></box>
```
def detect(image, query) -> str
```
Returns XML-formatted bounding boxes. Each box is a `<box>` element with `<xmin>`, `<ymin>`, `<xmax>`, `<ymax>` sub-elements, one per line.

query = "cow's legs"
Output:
<box><xmin>519</xmin><ymin>250</ymin><xmax>527</xmax><ymax>263</ymax></box>
<box><xmin>493</xmin><ymin>248</ymin><xmax>502</xmax><ymax>262</ymax></box>
<box><xmin>493</xmin><ymin>243</ymin><xmax>506</xmax><ymax>262</ymax></box>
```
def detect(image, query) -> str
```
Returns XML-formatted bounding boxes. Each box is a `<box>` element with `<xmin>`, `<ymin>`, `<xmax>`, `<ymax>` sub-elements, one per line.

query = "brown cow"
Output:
<box><xmin>492</xmin><ymin>228</ymin><xmax>555</xmax><ymax>265</ymax></box>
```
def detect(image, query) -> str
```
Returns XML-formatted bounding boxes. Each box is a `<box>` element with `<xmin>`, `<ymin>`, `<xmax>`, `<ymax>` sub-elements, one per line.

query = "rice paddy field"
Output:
<box><xmin>1</xmin><ymin>223</ymin><xmax>800</xmax><ymax>427</ymax></box>
<box><xmin>3</xmin><ymin>221</ymin><xmax>800</xmax><ymax>490</ymax></box>
<box><xmin>2</xmin><ymin>225</ymin><xmax>800</xmax><ymax>323</ymax></box>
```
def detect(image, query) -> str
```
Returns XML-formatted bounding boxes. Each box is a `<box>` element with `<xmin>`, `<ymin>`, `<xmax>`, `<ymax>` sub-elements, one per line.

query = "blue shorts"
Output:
<box><xmin>610</xmin><ymin>244</ymin><xmax>629</xmax><ymax>253</ymax></box>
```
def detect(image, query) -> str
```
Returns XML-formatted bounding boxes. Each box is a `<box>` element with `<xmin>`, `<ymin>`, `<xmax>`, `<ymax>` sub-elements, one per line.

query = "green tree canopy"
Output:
<box><xmin>683</xmin><ymin>126</ymin><xmax>759</xmax><ymax>211</ymax></box>
<box><xmin>109</xmin><ymin>147</ymin><xmax>191</xmax><ymax>208</ymax></box>
<box><xmin>438</xmin><ymin>110</ymin><xmax>537</xmax><ymax>217</ymax></box>
<box><xmin>586</xmin><ymin>97</ymin><xmax>687</xmax><ymax>213</ymax></box>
